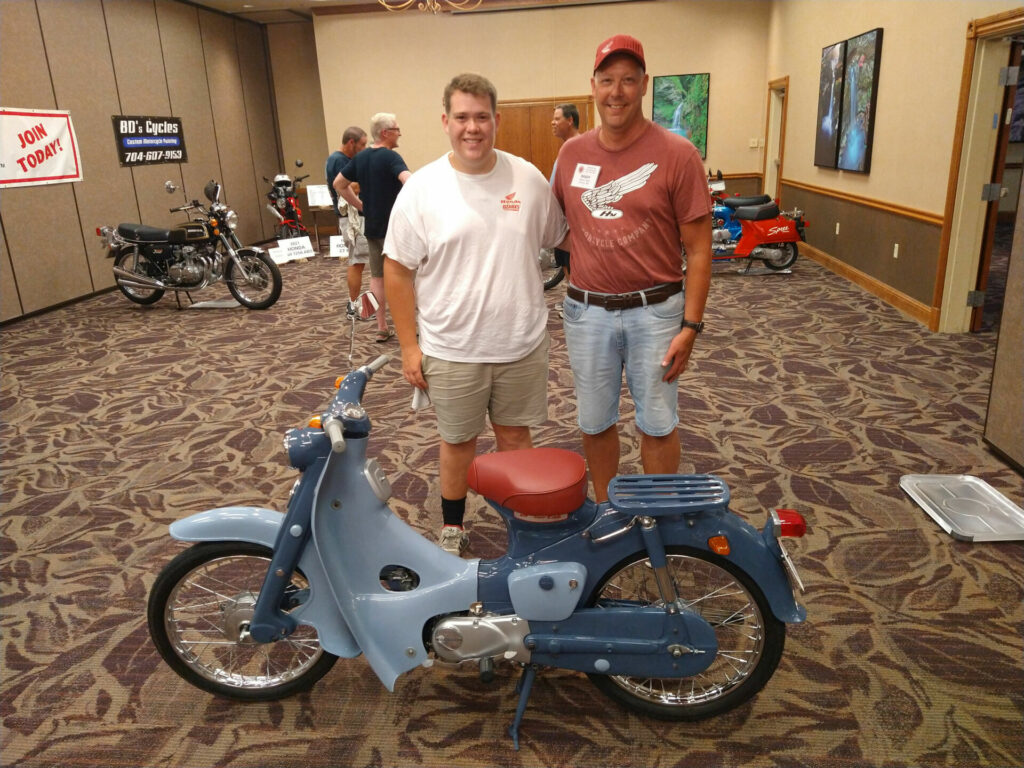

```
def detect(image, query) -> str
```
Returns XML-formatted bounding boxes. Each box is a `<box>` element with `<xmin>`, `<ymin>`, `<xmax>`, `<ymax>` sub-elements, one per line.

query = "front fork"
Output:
<box><xmin>247</xmin><ymin>459</ymin><xmax>325</xmax><ymax>643</ymax></box>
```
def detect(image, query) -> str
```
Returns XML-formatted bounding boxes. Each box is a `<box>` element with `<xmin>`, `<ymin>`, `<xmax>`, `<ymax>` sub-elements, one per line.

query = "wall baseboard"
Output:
<box><xmin>800</xmin><ymin>242</ymin><xmax>938</xmax><ymax>329</ymax></box>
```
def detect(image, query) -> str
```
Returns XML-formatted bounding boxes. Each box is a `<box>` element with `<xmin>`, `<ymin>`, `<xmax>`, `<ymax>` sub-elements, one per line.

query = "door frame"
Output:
<box><xmin>937</xmin><ymin>8</ymin><xmax>1024</xmax><ymax>332</ymax></box>
<box><xmin>762</xmin><ymin>77</ymin><xmax>789</xmax><ymax>201</ymax></box>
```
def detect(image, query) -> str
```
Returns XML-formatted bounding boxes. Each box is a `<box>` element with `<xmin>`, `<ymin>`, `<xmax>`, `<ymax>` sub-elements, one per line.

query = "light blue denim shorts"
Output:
<box><xmin>562</xmin><ymin>290</ymin><xmax>683</xmax><ymax>437</ymax></box>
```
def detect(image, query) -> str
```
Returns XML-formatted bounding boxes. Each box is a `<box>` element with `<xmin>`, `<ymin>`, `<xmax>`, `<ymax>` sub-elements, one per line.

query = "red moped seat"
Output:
<box><xmin>467</xmin><ymin>448</ymin><xmax>588</xmax><ymax>522</ymax></box>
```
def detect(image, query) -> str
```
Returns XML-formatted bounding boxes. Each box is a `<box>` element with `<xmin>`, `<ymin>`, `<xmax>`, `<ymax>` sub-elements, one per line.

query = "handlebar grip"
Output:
<box><xmin>323</xmin><ymin>416</ymin><xmax>346</xmax><ymax>454</ymax></box>
<box><xmin>364</xmin><ymin>354</ymin><xmax>392</xmax><ymax>376</ymax></box>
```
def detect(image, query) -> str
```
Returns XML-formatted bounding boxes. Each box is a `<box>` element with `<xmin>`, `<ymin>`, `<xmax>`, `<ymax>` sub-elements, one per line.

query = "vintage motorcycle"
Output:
<box><xmin>147</xmin><ymin>354</ymin><xmax>808</xmax><ymax>748</ymax></box>
<box><xmin>264</xmin><ymin>160</ymin><xmax>310</xmax><ymax>239</ymax></box>
<box><xmin>97</xmin><ymin>180</ymin><xmax>282</xmax><ymax>309</ymax></box>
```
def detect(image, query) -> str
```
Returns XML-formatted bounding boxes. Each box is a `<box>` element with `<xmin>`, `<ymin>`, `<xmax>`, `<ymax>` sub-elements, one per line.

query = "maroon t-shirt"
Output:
<box><xmin>553</xmin><ymin>121</ymin><xmax>711</xmax><ymax>293</ymax></box>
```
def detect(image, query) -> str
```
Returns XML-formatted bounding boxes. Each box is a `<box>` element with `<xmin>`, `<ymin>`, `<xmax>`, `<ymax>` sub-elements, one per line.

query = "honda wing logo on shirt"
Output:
<box><xmin>581</xmin><ymin>162</ymin><xmax>657</xmax><ymax>219</ymax></box>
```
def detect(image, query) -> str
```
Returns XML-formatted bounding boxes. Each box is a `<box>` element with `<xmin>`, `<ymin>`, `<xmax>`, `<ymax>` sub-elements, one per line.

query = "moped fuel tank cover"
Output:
<box><xmin>900</xmin><ymin>475</ymin><xmax>1024</xmax><ymax>542</ymax></box>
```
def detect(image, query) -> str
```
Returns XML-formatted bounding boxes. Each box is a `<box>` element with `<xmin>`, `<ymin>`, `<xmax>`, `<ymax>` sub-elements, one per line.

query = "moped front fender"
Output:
<box><xmin>168</xmin><ymin>506</ymin><xmax>361</xmax><ymax>659</ymax></box>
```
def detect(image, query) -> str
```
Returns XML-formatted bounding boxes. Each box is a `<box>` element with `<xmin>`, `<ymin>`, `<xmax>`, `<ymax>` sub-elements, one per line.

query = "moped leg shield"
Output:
<box><xmin>168</xmin><ymin>506</ymin><xmax>361</xmax><ymax>659</ymax></box>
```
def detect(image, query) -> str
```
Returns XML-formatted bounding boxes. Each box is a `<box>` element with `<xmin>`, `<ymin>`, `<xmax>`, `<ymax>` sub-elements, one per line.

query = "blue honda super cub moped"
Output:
<box><xmin>148</xmin><ymin>355</ymin><xmax>808</xmax><ymax>748</ymax></box>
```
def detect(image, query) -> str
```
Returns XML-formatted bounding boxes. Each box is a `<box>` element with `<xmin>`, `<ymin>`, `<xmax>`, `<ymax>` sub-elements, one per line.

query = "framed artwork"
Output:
<box><xmin>814</xmin><ymin>40</ymin><xmax>846</xmax><ymax>168</ymax></box>
<box><xmin>837</xmin><ymin>27</ymin><xmax>884</xmax><ymax>173</ymax></box>
<box><xmin>652</xmin><ymin>73</ymin><xmax>709</xmax><ymax>158</ymax></box>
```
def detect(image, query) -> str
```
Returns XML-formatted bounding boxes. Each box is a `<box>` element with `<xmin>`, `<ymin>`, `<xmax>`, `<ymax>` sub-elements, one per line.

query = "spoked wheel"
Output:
<box><xmin>539</xmin><ymin>248</ymin><xmax>565</xmax><ymax>291</ymax></box>
<box><xmin>586</xmin><ymin>547</ymin><xmax>785</xmax><ymax>720</ymax></box>
<box><xmin>760</xmin><ymin>241</ymin><xmax>798</xmax><ymax>270</ymax></box>
<box><xmin>147</xmin><ymin>542</ymin><xmax>337</xmax><ymax>700</ymax></box>
<box><xmin>225</xmin><ymin>250</ymin><xmax>282</xmax><ymax>309</ymax></box>
<box><xmin>113</xmin><ymin>247</ymin><xmax>165</xmax><ymax>305</ymax></box>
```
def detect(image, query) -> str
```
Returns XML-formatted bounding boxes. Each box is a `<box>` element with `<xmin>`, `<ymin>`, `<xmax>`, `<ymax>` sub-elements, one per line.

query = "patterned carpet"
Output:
<box><xmin>1</xmin><ymin>250</ymin><xmax>1022</xmax><ymax>768</ymax></box>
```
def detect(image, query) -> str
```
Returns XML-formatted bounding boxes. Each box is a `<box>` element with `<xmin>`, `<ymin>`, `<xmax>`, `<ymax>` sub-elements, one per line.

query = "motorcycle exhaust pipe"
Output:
<box><xmin>113</xmin><ymin>266</ymin><xmax>167</xmax><ymax>290</ymax></box>
<box><xmin>266</xmin><ymin>204</ymin><xmax>285</xmax><ymax>222</ymax></box>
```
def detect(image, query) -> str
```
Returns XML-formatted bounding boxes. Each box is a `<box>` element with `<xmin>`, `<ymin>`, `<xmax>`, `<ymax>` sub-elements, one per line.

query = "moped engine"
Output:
<box><xmin>430</xmin><ymin>613</ymin><xmax>531</xmax><ymax>664</ymax></box>
<box><xmin>712</xmin><ymin>228</ymin><xmax>733</xmax><ymax>243</ymax></box>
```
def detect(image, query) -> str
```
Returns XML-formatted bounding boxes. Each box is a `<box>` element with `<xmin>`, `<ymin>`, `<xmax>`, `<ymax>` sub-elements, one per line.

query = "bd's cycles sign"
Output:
<box><xmin>112</xmin><ymin>115</ymin><xmax>187</xmax><ymax>166</ymax></box>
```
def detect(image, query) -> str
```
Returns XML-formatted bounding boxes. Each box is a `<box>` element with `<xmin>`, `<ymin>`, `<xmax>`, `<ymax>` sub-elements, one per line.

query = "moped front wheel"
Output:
<box><xmin>147</xmin><ymin>542</ymin><xmax>337</xmax><ymax>700</ymax></box>
<box><xmin>586</xmin><ymin>547</ymin><xmax>784</xmax><ymax>720</ymax></box>
<box><xmin>225</xmin><ymin>250</ymin><xmax>282</xmax><ymax>309</ymax></box>
<box><xmin>760</xmin><ymin>241</ymin><xmax>798</xmax><ymax>270</ymax></box>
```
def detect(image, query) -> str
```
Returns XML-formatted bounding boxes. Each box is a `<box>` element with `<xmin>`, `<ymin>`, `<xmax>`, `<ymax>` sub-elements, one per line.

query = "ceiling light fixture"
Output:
<box><xmin>378</xmin><ymin>0</ymin><xmax>483</xmax><ymax>13</ymax></box>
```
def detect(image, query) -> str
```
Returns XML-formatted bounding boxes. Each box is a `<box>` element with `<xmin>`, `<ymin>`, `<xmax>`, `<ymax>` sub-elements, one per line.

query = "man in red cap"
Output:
<box><xmin>551</xmin><ymin>34</ymin><xmax>713</xmax><ymax>503</ymax></box>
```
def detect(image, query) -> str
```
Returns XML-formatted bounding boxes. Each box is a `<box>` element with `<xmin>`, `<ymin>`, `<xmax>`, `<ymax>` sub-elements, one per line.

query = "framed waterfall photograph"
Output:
<box><xmin>814</xmin><ymin>40</ymin><xmax>846</xmax><ymax>168</ymax></box>
<box><xmin>653</xmin><ymin>73</ymin><xmax>710</xmax><ymax>158</ymax></box>
<box><xmin>837</xmin><ymin>27</ymin><xmax>884</xmax><ymax>173</ymax></box>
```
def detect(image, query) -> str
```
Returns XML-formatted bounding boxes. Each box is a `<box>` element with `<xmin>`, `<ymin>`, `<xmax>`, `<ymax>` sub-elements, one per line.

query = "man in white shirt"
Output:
<box><xmin>384</xmin><ymin>73</ymin><xmax>569</xmax><ymax>555</ymax></box>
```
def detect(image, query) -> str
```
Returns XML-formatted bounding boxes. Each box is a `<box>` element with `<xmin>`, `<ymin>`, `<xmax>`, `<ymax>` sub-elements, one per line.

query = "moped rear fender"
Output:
<box><xmin>734</xmin><ymin>218</ymin><xmax>799</xmax><ymax>256</ymax></box>
<box><xmin>168</xmin><ymin>506</ymin><xmax>361</xmax><ymax>659</ymax></box>
<box><xmin>490</xmin><ymin>505</ymin><xmax>806</xmax><ymax>625</ymax></box>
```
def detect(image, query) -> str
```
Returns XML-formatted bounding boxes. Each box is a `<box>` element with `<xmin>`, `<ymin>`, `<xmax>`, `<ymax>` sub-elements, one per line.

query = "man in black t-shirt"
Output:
<box><xmin>325</xmin><ymin>126</ymin><xmax>367</xmax><ymax>318</ymax></box>
<box><xmin>334</xmin><ymin>113</ymin><xmax>411</xmax><ymax>342</ymax></box>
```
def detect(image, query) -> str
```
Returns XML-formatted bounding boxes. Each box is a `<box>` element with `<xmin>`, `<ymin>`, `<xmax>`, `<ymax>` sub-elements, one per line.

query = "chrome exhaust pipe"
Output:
<box><xmin>113</xmin><ymin>266</ymin><xmax>166</xmax><ymax>290</ymax></box>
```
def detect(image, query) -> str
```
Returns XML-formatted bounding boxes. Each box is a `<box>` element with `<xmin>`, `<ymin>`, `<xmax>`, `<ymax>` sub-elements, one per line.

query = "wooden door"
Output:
<box><xmin>972</xmin><ymin>43</ymin><xmax>1021</xmax><ymax>331</ymax></box>
<box><xmin>495</xmin><ymin>97</ymin><xmax>593</xmax><ymax>179</ymax></box>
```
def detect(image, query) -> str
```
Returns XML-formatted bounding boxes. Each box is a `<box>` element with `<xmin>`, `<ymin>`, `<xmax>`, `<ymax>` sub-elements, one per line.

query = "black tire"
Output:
<box><xmin>539</xmin><ymin>249</ymin><xmax>565</xmax><ymax>291</ymax></box>
<box><xmin>760</xmin><ymin>241</ymin><xmax>798</xmax><ymax>271</ymax></box>
<box><xmin>226</xmin><ymin>250</ymin><xmax>282</xmax><ymax>309</ymax></box>
<box><xmin>148</xmin><ymin>541</ymin><xmax>337</xmax><ymax>701</ymax></box>
<box><xmin>586</xmin><ymin>547</ymin><xmax>785</xmax><ymax>721</ymax></box>
<box><xmin>113</xmin><ymin>247</ymin><xmax>164</xmax><ymax>305</ymax></box>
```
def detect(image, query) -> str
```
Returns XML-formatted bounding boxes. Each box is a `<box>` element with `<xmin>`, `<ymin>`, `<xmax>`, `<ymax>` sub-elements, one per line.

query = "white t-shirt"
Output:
<box><xmin>384</xmin><ymin>150</ymin><xmax>568</xmax><ymax>363</ymax></box>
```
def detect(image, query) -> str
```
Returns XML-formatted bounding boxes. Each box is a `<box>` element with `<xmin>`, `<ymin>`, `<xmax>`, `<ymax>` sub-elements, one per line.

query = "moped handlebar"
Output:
<box><xmin>322</xmin><ymin>355</ymin><xmax>392</xmax><ymax>453</ymax></box>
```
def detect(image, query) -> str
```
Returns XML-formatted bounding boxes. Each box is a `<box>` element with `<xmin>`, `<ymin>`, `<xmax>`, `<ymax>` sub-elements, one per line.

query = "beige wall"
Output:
<box><xmin>0</xmin><ymin>0</ymin><xmax>282</xmax><ymax>321</ymax></box>
<box><xmin>313</xmin><ymin>1</ymin><xmax>773</xmax><ymax>175</ymax></box>
<box><xmin>266</xmin><ymin>23</ymin><xmax>328</xmax><ymax>190</ymax></box>
<box><xmin>770</xmin><ymin>0</ymin><xmax>1021</xmax><ymax>214</ymax></box>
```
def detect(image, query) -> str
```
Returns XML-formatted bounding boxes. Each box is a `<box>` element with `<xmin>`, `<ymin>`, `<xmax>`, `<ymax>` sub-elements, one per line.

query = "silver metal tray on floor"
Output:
<box><xmin>900</xmin><ymin>474</ymin><xmax>1024</xmax><ymax>542</ymax></box>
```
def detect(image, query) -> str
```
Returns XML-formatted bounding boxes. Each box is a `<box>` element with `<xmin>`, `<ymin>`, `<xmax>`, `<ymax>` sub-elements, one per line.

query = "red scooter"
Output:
<box><xmin>700</xmin><ymin>172</ymin><xmax>807</xmax><ymax>272</ymax></box>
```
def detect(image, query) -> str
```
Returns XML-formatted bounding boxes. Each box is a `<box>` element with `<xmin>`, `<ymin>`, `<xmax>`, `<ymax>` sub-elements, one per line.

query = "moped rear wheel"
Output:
<box><xmin>148</xmin><ymin>542</ymin><xmax>337</xmax><ymax>700</ymax></box>
<box><xmin>760</xmin><ymin>241</ymin><xmax>798</xmax><ymax>270</ymax></box>
<box><xmin>586</xmin><ymin>547</ymin><xmax>784</xmax><ymax>720</ymax></box>
<box><xmin>226</xmin><ymin>250</ymin><xmax>282</xmax><ymax>309</ymax></box>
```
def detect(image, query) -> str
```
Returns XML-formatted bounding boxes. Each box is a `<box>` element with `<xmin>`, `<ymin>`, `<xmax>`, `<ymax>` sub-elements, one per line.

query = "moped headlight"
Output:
<box><xmin>224</xmin><ymin>210</ymin><xmax>238</xmax><ymax>229</ymax></box>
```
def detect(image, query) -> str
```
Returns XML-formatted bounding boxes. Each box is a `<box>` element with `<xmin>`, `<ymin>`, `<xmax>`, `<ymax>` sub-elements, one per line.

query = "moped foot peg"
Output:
<box><xmin>508</xmin><ymin>665</ymin><xmax>537</xmax><ymax>750</ymax></box>
<box><xmin>479</xmin><ymin>657</ymin><xmax>495</xmax><ymax>684</ymax></box>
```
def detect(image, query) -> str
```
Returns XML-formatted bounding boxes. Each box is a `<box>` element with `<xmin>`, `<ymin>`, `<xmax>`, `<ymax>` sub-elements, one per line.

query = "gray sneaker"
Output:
<box><xmin>438</xmin><ymin>525</ymin><xmax>469</xmax><ymax>555</ymax></box>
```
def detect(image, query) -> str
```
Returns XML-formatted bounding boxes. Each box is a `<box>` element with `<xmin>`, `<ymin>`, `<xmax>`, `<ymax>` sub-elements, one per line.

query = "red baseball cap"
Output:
<box><xmin>593</xmin><ymin>34</ymin><xmax>646</xmax><ymax>72</ymax></box>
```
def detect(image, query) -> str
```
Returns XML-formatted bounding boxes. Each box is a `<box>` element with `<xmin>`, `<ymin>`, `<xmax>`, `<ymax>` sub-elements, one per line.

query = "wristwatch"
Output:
<box><xmin>681</xmin><ymin>319</ymin><xmax>704</xmax><ymax>334</ymax></box>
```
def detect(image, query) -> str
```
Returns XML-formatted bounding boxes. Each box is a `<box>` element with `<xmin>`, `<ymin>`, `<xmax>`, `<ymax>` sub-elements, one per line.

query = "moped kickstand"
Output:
<box><xmin>508</xmin><ymin>664</ymin><xmax>539</xmax><ymax>750</ymax></box>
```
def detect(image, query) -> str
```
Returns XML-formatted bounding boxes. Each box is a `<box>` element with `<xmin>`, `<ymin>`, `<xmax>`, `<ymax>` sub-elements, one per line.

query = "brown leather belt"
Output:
<box><xmin>566</xmin><ymin>281</ymin><xmax>683</xmax><ymax>311</ymax></box>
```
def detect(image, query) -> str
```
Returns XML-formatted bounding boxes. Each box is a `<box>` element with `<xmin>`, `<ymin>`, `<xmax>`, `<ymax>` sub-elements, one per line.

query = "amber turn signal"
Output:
<box><xmin>308</xmin><ymin>415</ymin><xmax>322</xmax><ymax>429</ymax></box>
<box><xmin>707</xmin><ymin>535</ymin><xmax>731</xmax><ymax>556</ymax></box>
<box><xmin>335</xmin><ymin>376</ymin><xmax>344</xmax><ymax>388</ymax></box>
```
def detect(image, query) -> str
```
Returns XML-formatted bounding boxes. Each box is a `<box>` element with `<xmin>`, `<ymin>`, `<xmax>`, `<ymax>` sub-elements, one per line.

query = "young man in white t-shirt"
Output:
<box><xmin>384</xmin><ymin>73</ymin><xmax>569</xmax><ymax>555</ymax></box>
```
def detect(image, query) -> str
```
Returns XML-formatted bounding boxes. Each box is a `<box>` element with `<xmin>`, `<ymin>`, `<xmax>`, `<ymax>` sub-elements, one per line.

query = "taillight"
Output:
<box><xmin>773</xmin><ymin>508</ymin><xmax>806</xmax><ymax>538</ymax></box>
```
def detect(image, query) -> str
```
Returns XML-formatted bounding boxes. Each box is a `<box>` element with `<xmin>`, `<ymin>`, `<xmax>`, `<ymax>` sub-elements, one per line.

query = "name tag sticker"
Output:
<box><xmin>571</xmin><ymin>163</ymin><xmax>601</xmax><ymax>190</ymax></box>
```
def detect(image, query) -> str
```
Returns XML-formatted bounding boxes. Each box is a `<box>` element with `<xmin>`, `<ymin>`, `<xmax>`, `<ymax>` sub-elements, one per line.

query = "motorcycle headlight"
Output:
<box><xmin>224</xmin><ymin>210</ymin><xmax>238</xmax><ymax>229</ymax></box>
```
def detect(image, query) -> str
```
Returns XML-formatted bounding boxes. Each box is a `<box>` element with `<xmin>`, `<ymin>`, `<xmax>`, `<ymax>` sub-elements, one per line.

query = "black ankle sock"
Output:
<box><xmin>441</xmin><ymin>496</ymin><xmax>466</xmax><ymax>528</ymax></box>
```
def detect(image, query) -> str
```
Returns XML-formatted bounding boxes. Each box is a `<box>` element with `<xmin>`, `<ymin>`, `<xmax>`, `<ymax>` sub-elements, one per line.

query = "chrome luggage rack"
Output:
<box><xmin>607</xmin><ymin>474</ymin><xmax>730</xmax><ymax>515</ymax></box>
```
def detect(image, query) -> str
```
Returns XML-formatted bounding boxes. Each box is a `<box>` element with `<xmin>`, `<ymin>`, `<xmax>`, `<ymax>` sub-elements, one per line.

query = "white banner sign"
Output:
<box><xmin>327</xmin><ymin>235</ymin><xmax>349</xmax><ymax>259</ymax></box>
<box><xmin>0</xmin><ymin>108</ymin><xmax>83</xmax><ymax>188</ymax></box>
<box><xmin>305</xmin><ymin>184</ymin><xmax>334</xmax><ymax>209</ymax></box>
<box><xmin>269</xmin><ymin>236</ymin><xmax>316</xmax><ymax>264</ymax></box>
